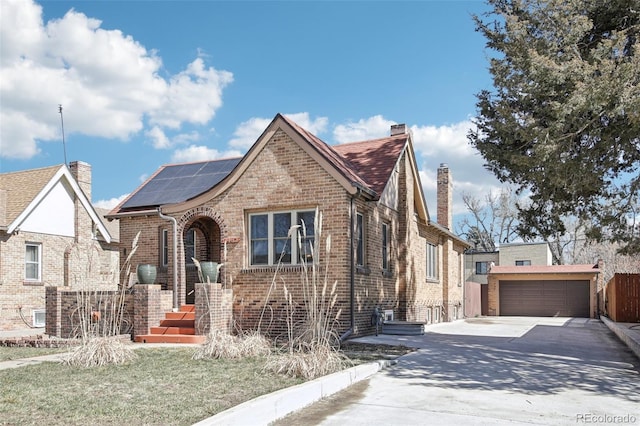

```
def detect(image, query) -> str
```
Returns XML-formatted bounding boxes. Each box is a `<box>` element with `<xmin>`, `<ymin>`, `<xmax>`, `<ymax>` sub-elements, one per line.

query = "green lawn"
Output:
<box><xmin>0</xmin><ymin>348</ymin><xmax>303</xmax><ymax>425</ymax></box>
<box><xmin>0</xmin><ymin>346</ymin><xmax>68</xmax><ymax>362</ymax></box>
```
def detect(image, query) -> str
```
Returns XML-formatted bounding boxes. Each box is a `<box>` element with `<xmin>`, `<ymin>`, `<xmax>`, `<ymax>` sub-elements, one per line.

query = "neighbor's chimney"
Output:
<box><xmin>390</xmin><ymin>123</ymin><xmax>407</xmax><ymax>136</ymax></box>
<box><xmin>437</xmin><ymin>163</ymin><xmax>452</xmax><ymax>230</ymax></box>
<box><xmin>69</xmin><ymin>161</ymin><xmax>92</xmax><ymax>201</ymax></box>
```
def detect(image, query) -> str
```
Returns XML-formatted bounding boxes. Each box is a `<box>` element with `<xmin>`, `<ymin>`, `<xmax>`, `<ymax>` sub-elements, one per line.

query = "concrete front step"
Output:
<box><xmin>135</xmin><ymin>304</ymin><xmax>204</xmax><ymax>344</ymax></box>
<box><xmin>150</xmin><ymin>326</ymin><xmax>197</xmax><ymax>335</ymax></box>
<box><xmin>165</xmin><ymin>311</ymin><xmax>195</xmax><ymax>320</ymax></box>
<box><xmin>134</xmin><ymin>334</ymin><xmax>205</xmax><ymax>344</ymax></box>
<box><xmin>159</xmin><ymin>318</ymin><xmax>195</xmax><ymax>328</ymax></box>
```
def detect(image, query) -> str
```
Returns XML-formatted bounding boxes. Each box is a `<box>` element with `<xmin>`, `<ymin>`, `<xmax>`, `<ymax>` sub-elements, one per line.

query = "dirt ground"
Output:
<box><xmin>339</xmin><ymin>342</ymin><xmax>415</xmax><ymax>361</ymax></box>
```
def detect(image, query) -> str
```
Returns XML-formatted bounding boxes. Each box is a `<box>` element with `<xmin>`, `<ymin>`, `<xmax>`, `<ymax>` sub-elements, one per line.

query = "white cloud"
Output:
<box><xmin>171</xmin><ymin>145</ymin><xmax>242</xmax><ymax>163</ymax></box>
<box><xmin>283</xmin><ymin>112</ymin><xmax>328</xmax><ymax>135</ymax></box>
<box><xmin>228</xmin><ymin>117</ymin><xmax>273</xmax><ymax>149</ymax></box>
<box><xmin>148</xmin><ymin>58</ymin><xmax>233</xmax><ymax>129</ymax></box>
<box><xmin>409</xmin><ymin>120</ymin><xmax>504</xmax><ymax>225</ymax></box>
<box><xmin>0</xmin><ymin>0</ymin><xmax>232</xmax><ymax>159</ymax></box>
<box><xmin>229</xmin><ymin>113</ymin><xmax>329</xmax><ymax>150</ymax></box>
<box><xmin>410</xmin><ymin>120</ymin><xmax>476</xmax><ymax>157</ymax></box>
<box><xmin>94</xmin><ymin>193</ymin><xmax>129</xmax><ymax>210</ymax></box>
<box><xmin>333</xmin><ymin>115</ymin><xmax>396</xmax><ymax>143</ymax></box>
<box><xmin>145</xmin><ymin>126</ymin><xmax>171</xmax><ymax>149</ymax></box>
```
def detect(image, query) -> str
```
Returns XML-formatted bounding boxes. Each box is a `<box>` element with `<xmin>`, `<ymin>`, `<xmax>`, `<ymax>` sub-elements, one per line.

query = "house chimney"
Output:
<box><xmin>69</xmin><ymin>161</ymin><xmax>92</xmax><ymax>201</ymax></box>
<box><xmin>390</xmin><ymin>123</ymin><xmax>407</xmax><ymax>136</ymax></box>
<box><xmin>437</xmin><ymin>163</ymin><xmax>452</xmax><ymax>230</ymax></box>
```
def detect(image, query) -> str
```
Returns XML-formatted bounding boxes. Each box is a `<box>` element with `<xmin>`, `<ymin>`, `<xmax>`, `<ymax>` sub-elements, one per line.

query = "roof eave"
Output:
<box><xmin>105</xmin><ymin>208</ymin><xmax>160</xmax><ymax>220</ymax></box>
<box><xmin>429</xmin><ymin>219</ymin><xmax>471</xmax><ymax>248</ymax></box>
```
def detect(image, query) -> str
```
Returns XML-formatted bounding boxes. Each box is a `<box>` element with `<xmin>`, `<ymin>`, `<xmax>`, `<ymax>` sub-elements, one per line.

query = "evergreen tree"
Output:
<box><xmin>469</xmin><ymin>0</ymin><xmax>640</xmax><ymax>253</ymax></box>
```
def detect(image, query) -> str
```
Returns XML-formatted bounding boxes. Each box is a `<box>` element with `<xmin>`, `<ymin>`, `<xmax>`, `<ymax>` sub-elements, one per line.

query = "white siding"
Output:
<box><xmin>20</xmin><ymin>180</ymin><xmax>75</xmax><ymax>237</ymax></box>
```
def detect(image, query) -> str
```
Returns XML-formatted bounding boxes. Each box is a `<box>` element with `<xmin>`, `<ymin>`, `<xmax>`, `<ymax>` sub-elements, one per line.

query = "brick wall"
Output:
<box><xmin>45</xmin><ymin>286</ymin><xmax>134</xmax><ymax>338</ymax></box>
<box><xmin>1</xmin><ymin>226</ymin><xmax>118</xmax><ymax>330</ymax></box>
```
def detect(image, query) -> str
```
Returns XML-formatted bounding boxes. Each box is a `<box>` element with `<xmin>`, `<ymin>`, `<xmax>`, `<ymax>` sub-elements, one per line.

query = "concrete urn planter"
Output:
<box><xmin>199</xmin><ymin>261</ymin><xmax>221</xmax><ymax>283</ymax></box>
<box><xmin>136</xmin><ymin>264</ymin><xmax>157</xmax><ymax>284</ymax></box>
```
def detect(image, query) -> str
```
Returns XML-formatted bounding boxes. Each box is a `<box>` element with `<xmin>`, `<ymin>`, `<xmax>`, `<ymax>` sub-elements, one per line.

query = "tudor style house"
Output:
<box><xmin>108</xmin><ymin>114</ymin><xmax>469</xmax><ymax>339</ymax></box>
<box><xmin>0</xmin><ymin>161</ymin><xmax>118</xmax><ymax>330</ymax></box>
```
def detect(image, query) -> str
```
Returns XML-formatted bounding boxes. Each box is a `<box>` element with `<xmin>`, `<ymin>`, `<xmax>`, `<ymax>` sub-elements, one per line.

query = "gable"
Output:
<box><xmin>379</xmin><ymin>162</ymin><xmax>400</xmax><ymax>210</ymax></box>
<box><xmin>20</xmin><ymin>179</ymin><xmax>75</xmax><ymax>237</ymax></box>
<box><xmin>2</xmin><ymin>165</ymin><xmax>111</xmax><ymax>243</ymax></box>
<box><xmin>161</xmin><ymin>114</ymin><xmax>377</xmax><ymax>214</ymax></box>
<box><xmin>0</xmin><ymin>164</ymin><xmax>60</xmax><ymax>227</ymax></box>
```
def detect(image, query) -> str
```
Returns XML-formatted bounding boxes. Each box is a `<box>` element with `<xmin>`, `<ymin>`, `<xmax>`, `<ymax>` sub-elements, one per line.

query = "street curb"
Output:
<box><xmin>600</xmin><ymin>316</ymin><xmax>640</xmax><ymax>361</ymax></box>
<box><xmin>193</xmin><ymin>359</ymin><xmax>396</xmax><ymax>426</ymax></box>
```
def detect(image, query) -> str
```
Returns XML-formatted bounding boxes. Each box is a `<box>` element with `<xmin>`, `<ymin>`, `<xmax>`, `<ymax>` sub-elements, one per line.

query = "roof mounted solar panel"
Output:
<box><xmin>121</xmin><ymin>158</ymin><xmax>242</xmax><ymax>209</ymax></box>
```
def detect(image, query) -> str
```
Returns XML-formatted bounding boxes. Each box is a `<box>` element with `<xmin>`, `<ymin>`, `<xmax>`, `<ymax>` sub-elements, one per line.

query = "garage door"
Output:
<box><xmin>500</xmin><ymin>280</ymin><xmax>590</xmax><ymax>317</ymax></box>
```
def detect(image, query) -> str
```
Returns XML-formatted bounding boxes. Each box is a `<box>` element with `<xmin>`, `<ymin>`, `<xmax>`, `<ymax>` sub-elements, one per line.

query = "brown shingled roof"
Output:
<box><xmin>0</xmin><ymin>164</ymin><xmax>62</xmax><ymax>226</ymax></box>
<box><xmin>333</xmin><ymin>135</ymin><xmax>407</xmax><ymax>196</ymax></box>
<box><xmin>280</xmin><ymin>114</ymin><xmax>408</xmax><ymax>197</ymax></box>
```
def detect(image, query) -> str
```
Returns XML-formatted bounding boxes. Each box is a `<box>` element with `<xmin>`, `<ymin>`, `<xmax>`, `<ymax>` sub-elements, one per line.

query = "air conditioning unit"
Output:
<box><xmin>384</xmin><ymin>310</ymin><xmax>394</xmax><ymax>322</ymax></box>
<box><xmin>32</xmin><ymin>309</ymin><xmax>46</xmax><ymax>327</ymax></box>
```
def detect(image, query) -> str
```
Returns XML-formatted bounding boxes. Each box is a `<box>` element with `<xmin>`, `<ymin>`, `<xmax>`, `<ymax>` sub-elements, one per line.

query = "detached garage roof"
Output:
<box><xmin>490</xmin><ymin>264</ymin><xmax>600</xmax><ymax>275</ymax></box>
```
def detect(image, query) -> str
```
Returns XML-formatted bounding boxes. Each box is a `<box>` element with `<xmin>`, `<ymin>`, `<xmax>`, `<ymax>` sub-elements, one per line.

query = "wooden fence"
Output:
<box><xmin>603</xmin><ymin>273</ymin><xmax>640</xmax><ymax>322</ymax></box>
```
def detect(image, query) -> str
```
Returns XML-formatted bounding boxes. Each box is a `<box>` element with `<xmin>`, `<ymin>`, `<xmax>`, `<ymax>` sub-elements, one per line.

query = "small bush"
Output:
<box><xmin>192</xmin><ymin>330</ymin><xmax>272</xmax><ymax>360</ymax></box>
<box><xmin>63</xmin><ymin>336</ymin><xmax>137</xmax><ymax>368</ymax></box>
<box><xmin>264</xmin><ymin>344</ymin><xmax>350</xmax><ymax>379</ymax></box>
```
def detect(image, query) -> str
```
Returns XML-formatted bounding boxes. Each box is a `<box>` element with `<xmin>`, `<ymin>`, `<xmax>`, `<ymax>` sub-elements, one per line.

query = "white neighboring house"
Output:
<box><xmin>0</xmin><ymin>161</ymin><xmax>118</xmax><ymax>330</ymax></box>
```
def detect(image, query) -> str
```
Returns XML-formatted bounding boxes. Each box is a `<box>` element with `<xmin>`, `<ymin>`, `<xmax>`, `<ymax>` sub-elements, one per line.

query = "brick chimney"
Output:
<box><xmin>390</xmin><ymin>123</ymin><xmax>407</xmax><ymax>136</ymax></box>
<box><xmin>69</xmin><ymin>161</ymin><xmax>92</xmax><ymax>201</ymax></box>
<box><xmin>437</xmin><ymin>163</ymin><xmax>452</xmax><ymax>230</ymax></box>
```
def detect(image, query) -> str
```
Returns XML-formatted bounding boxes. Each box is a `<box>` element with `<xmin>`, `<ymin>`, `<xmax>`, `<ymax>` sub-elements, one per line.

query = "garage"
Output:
<box><xmin>487</xmin><ymin>264</ymin><xmax>600</xmax><ymax>318</ymax></box>
<box><xmin>499</xmin><ymin>280</ymin><xmax>590</xmax><ymax>317</ymax></box>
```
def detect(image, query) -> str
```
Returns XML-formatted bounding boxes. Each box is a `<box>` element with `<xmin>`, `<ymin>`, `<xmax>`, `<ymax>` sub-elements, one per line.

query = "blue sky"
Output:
<box><xmin>1</xmin><ymin>0</ymin><xmax>503</xmax><ymax>230</ymax></box>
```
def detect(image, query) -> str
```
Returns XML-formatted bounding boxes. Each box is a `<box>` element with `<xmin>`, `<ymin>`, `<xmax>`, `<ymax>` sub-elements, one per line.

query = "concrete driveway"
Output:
<box><xmin>276</xmin><ymin>317</ymin><xmax>640</xmax><ymax>425</ymax></box>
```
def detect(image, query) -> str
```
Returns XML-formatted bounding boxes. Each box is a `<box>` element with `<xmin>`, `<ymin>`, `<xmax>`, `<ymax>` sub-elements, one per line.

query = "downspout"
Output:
<box><xmin>340</xmin><ymin>193</ymin><xmax>357</xmax><ymax>342</ymax></box>
<box><xmin>158</xmin><ymin>207</ymin><xmax>179</xmax><ymax>311</ymax></box>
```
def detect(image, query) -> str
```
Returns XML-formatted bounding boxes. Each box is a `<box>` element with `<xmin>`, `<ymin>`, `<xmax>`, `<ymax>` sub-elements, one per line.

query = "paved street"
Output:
<box><xmin>276</xmin><ymin>317</ymin><xmax>640</xmax><ymax>425</ymax></box>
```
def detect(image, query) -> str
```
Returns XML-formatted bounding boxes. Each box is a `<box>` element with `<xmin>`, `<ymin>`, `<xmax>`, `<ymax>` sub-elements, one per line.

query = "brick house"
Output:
<box><xmin>0</xmin><ymin>161</ymin><xmax>118</xmax><ymax>330</ymax></box>
<box><xmin>107</xmin><ymin>114</ymin><xmax>469</xmax><ymax>339</ymax></box>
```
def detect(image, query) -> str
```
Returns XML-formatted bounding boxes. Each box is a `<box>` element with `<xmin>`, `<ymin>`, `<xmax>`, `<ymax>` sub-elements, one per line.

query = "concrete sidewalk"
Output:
<box><xmin>601</xmin><ymin>316</ymin><xmax>640</xmax><ymax>360</ymax></box>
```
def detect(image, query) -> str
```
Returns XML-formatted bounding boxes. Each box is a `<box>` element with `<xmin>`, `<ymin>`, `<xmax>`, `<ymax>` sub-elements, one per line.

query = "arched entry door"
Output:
<box><xmin>183</xmin><ymin>216</ymin><xmax>221</xmax><ymax>304</ymax></box>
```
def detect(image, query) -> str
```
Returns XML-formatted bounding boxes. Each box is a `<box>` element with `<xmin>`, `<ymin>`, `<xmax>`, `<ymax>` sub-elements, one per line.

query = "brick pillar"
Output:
<box><xmin>134</xmin><ymin>285</ymin><xmax>163</xmax><ymax>336</ymax></box>
<box><xmin>45</xmin><ymin>287</ymin><xmax>61</xmax><ymax>337</ymax></box>
<box><xmin>195</xmin><ymin>283</ymin><xmax>232</xmax><ymax>335</ymax></box>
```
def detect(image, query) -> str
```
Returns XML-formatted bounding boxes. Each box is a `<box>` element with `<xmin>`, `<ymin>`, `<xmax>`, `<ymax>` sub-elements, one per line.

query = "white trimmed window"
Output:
<box><xmin>25</xmin><ymin>243</ymin><xmax>42</xmax><ymax>281</ymax></box>
<box><xmin>426</xmin><ymin>243</ymin><xmax>438</xmax><ymax>280</ymax></box>
<box><xmin>249</xmin><ymin>210</ymin><xmax>315</xmax><ymax>266</ymax></box>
